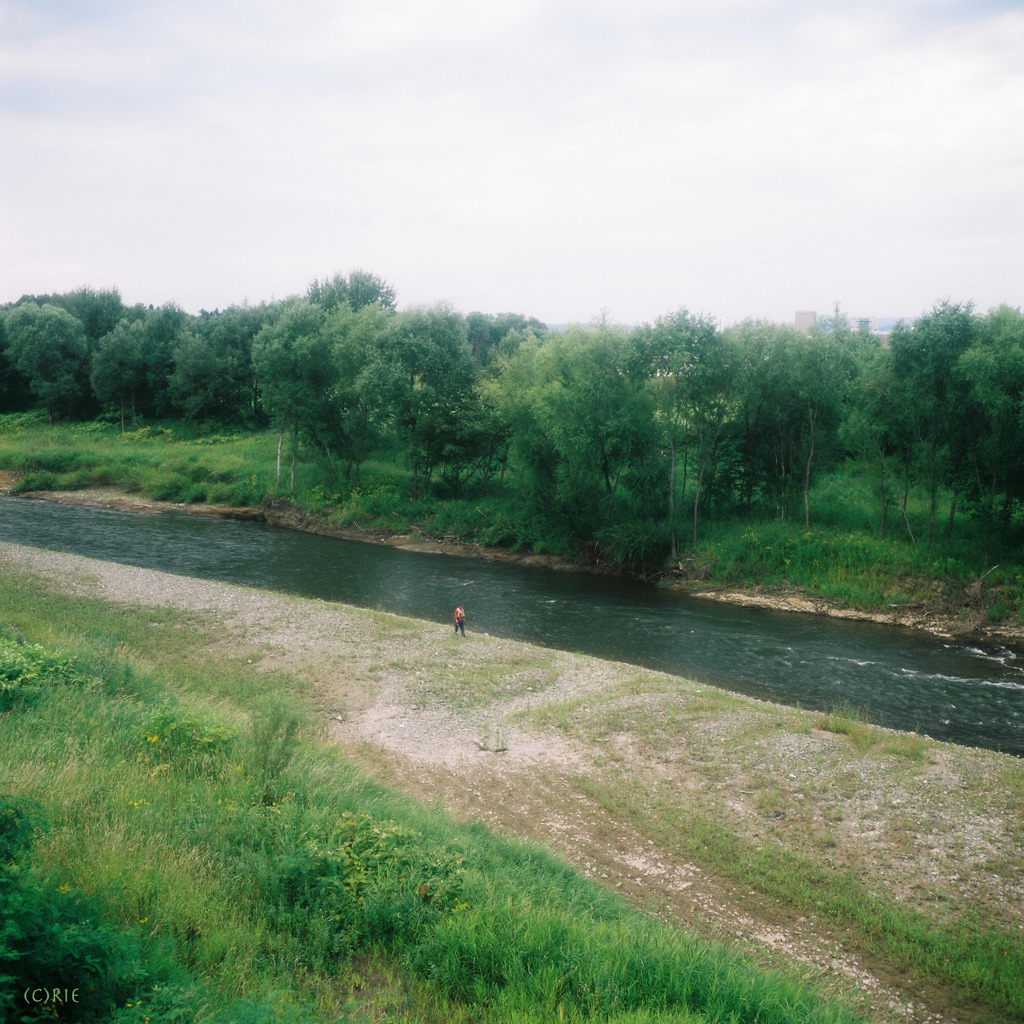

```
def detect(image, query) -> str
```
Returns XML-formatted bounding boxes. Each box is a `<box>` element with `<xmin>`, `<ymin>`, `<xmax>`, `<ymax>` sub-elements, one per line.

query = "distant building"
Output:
<box><xmin>795</xmin><ymin>310</ymin><xmax>888</xmax><ymax>335</ymax></box>
<box><xmin>794</xmin><ymin>311</ymin><xmax>816</xmax><ymax>333</ymax></box>
<box><xmin>850</xmin><ymin>316</ymin><xmax>878</xmax><ymax>334</ymax></box>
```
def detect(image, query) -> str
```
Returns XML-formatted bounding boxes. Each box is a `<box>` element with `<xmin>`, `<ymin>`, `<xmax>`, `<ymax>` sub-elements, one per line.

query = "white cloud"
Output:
<box><xmin>1</xmin><ymin>0</ymin><xmax>1021</xmax><ymax>322</ymax></box>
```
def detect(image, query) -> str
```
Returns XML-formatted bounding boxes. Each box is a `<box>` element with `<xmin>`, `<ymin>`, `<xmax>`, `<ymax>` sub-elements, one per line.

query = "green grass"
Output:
<box><xmin>571</xmin><ymin>771</ymin><xmax>1024</xmax><ymax>1024</ymax></box>
<box><xmin>0</xmin><ymin>413</ymin><xmax>274</xmax><ymax>506</ymax></box>
<box><xmin>812</xmin><ymin>702</ymin><xmax>928</xmax><ymax>760</ymax></box>
<box><xmin>0</xmin><ymin>568</ymin><xmax>872</xmax><ymax>1024</ymax></box>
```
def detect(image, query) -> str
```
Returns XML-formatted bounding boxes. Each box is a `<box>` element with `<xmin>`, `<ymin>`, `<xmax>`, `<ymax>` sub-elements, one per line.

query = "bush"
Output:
<box><xmin>0</xmin><ymin>638</ymin><xmax>86</xmax><ymax>712</ymax></box>
<box><xmin>227</xmin><ymin>480</ymin><xmax>261</xmax><ymax>506</ymax></box>
<box><xmin>596</xmin><ymin>519</ymin><xmax>669</xmax><ymax>570</ymax></box>
<box><xmin>11</xmin><ymin>472</ymin><xmax>62</xmax><ymax>493</ymax></box>
<box><xmin>241</xmin><ymin>697</ymin><xmax>303</xmax><ymax>803</ymax></box>
<box><xmin>0</xmin><ymin>796</ymin><xmax>149</xmax><ymax>1023</ymax></box>
<box><xmin>140</xmin><ymin>703</ymin><xmax>238</xmax><ymax>777</ymax></box>
<box><xmin>212</xmin><ymin>805</ymin><xmax>467</xmax><ymax>969</ymax></box>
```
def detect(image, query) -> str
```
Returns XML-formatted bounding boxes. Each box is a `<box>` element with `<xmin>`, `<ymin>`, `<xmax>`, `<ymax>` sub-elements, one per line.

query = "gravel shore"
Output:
<box><xmin>2</xmin><ymin>539</ymin><xmax>1021</xmax><ymax>1024</ymax></box>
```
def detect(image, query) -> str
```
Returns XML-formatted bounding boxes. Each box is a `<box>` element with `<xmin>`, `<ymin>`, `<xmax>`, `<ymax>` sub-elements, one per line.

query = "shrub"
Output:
<box><xmin>987</xmin><ymin>602</ymin><xmax>1009</xmax><ymax>623</ymax></box>
<box><xmin>0</xmin><ymin>638</ymin><xmax>86</xmax><ymax>712</ymax></box>
<box><xmin>0</xmin><ymin>796</ymin><xmax>149</xmax><ymax>1024</ymax></box>
<box><xmin>241</xmin><ymin>697</ymin><xmax>303</xmax><ymax>803</ymax></box>
<box><xmin>139</xmin><ymin>704</ymin><xmax>238</xmax><ymax>777</ymax></box>
<box><xmin>219</xmin><ymin>806</ymin><xmax>467</xmax><ymax>969</ymax></box>
<box><xmin>596</xmin><ymin>519</ymin><xmax>669</xmax><ymax>569</ymax></box>
<box><xmin>11</xmin><ymin>471</ymin><xmax>62</xmax><ymax>493</ymax></box>
<box><xmin>150</xmin><ymin>475</ymin><xmax>191</xmax><ymax>502</ymax></box>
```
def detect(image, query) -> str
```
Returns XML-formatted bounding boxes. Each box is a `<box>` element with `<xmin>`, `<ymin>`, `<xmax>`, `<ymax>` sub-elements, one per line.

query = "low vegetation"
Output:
<box><xmin>1</xmin><ymin>553</ymin><xmax>1022</xmax><ymax>1023</ymax></box>
<box><xmin>0</xmin><ymin>571</ymin><xmax>880</xmax><ymax>1024</ymax></box>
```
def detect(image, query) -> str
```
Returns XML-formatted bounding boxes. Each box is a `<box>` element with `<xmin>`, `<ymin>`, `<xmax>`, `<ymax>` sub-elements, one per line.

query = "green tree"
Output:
<box><xmin>954</xmin><ymin>305</ymin><xmax>1024</xmax><ymax>529</ymax></box>
<box><xmin>19</xmin><ymin>286</ymin><xmax>126</xmax><ymax>345</ymax></box>
<box><xmin>168</xmin><ymin>331</ymin><xmax>237</xmax><ymax>422</ymax></box>
<box><xmin>466</xmin><ymin>311</ymin><xmax>547</xmax><ymax>364</ymax></box>
<box><xmin>637</xmin><ymin>309</ymin><xmax>722</xmax><ymax>556</ymax></box>
<box><xmin>0</xmin><ymin>315</ymin><xmax>33</xmax><ymax>412</ymax></box>
<box><xmin>307</xmin><ymin>269</ymin><xmax>397</xmax><ymax>313</ymax></box>
<box><xmin>889</xmin><ymin>301</ymin><xmax>978</xmax><ymax>551</ymax></box>
<box><xmin>90</xmin><ymin>319</ymin><xmax>146</xmax><ymax>431</ymax></box>
<box><xmin>3</xmin><ymin>303</ymin><xmax>89</xmax><ymax>421</ymax></box>
<box><xmin>137</xmin><ymin>303</ymin><xmax>191</xmax><ymax>417</ymax></box>
<box><xmin>306</xmin><ymin>301</ymin><xmax>391</xmax><ymax>487</ymax></box>
<box><xmin>194</xmin><ymin>304</ymin><xmax>272</xmax><ymax>422</ymax></box>
<box><xmin>842</xmin><ymin>342</ymin><xmax>908</xmax><ymax>542</ymax></box>
<box><xmin>252</xmin><ymin>301</ymin><xmax>330</xmax><ymax>493</ymax></box>
<box><xmin>797</xmin><ymin>320</ymin><xmax>858</xmax><ymax>529</ymax></box>
<box><xmin>10</xmin><ymin>288</ymin><xmax>128</xmax><ymax>419</ymax></box>
<box><xmin>362</xmin><ymin>305</ymin><xmax>477</xmax><ymax>498</ymax></box>
<box><xmin>725</xmin><ymin>320</ymin><xmax>777</xmax><ymax>520</ymax></box>
<box><xmin>496</xmin><ymin>324</ymin><xmax>657</xmax><ymax>554</ymax></box>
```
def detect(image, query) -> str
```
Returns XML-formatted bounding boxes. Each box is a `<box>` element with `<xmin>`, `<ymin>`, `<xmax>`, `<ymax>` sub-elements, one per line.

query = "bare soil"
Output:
<box><xmin>2</xmin><ymin>538</ymin><xmax>1021</xmax><ymax>1024</ymax></box>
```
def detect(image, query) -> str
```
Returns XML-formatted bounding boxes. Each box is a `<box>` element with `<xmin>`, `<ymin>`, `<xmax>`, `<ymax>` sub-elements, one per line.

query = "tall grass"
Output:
<box><xmin>691</xmin><ymin>519</ymin><xmax>983</xmax><ymax>610</ymax></box>
<box><xmin>0</xmin><ymin>414</ymin><xmax>274</xmax><ymax>506</ymax></box>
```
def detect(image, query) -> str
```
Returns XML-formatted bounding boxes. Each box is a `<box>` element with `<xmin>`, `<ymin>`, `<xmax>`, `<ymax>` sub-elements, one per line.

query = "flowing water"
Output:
<box><xmin>1</xmin><ymin>495</ymin><xmax>1021</xmax><ymax>756</ymax></box>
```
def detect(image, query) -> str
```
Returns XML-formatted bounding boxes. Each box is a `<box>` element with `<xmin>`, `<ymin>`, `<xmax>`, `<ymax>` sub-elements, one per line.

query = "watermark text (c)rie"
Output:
<box><xmin>23</xmin><ymin>988</ymin><xmax>80</xmax><ymax>1005</ymax></box>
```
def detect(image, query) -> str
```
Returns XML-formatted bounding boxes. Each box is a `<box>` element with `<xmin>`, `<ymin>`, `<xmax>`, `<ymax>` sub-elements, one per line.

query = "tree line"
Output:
<box><xmin>2</xmin><ymin>273</ymin><xmax>1022</xmax><ymax>563</ymax></box>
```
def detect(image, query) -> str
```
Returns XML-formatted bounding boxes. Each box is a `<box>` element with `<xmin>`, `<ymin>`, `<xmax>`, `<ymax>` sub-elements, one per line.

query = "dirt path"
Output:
<box><xmin>2</xmin><ymin>540</ymin><xmax>1021</xmax><ymax>1024</ymax></box>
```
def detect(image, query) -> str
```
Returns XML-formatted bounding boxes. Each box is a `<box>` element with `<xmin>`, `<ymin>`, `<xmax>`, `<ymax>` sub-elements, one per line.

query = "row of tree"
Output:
<box><xmin>2</xmin><ymin>274</ymin><xmax>1022</xmax><ymax>561</ymax></box>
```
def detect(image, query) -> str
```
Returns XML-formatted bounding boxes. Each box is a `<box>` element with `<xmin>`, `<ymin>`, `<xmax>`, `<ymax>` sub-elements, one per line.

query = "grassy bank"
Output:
<box><xmin>1</xmin><ymin>547</ymin><xmax>1022</xmax><ymax>1023</ymax></box>
<box><xmin>2</xmin><ymin>412</ymin><xmax>1023</xmax><ymax>625</ymax></box>
<box><xmin>0</xmin><ymin>414</ymin><xmax>270</xmax><ymax>507</ymax></box>
<box><xmin>0</xmin><ymin>563</ymin><xmax>874</xmax><ymax>1023</ymax></box>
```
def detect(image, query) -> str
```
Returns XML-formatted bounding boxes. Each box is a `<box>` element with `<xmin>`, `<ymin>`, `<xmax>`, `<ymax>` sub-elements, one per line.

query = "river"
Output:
<box><xmin>1</xmin><ymin>495</ymin><xmax>1022</xmax><ymax>756</ymax></box>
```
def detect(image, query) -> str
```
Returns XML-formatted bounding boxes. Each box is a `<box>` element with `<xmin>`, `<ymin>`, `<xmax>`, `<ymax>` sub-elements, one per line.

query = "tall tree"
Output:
<box><xmin>495</xmin><ymin>324</ymin><xmax>656</xmax><ymax>551</ymax></box>
<box><xmin>168</xmin><ymin>332</ymin><xmax>232</xmax><ymax>421</ymax></box>
<box><xmin>843</xmin><ymin>343</ymin><xmax>902</xmax><ymax>541</ymax></box>
<box><xmin>307</xmin><ymin>270</ymin><xmax>397</xmax><ymax>314</ymax></box>
<box><xmin>637</xmin><ymin>309</ymin><xmax>721</xmax><ymax>556</ymax></box>
<box><xmin>0</xmin><ymin>315</ymin><xmax>33</xmax><ymax>413</ymax></box>
<box><xmin>796</xmin><ymin>321</ymin><xmax>858</xmax><ymax>530</ymax></box>
<box><xmin>307</xmin><ymin>301</ymin><xmax>390</xmax><ymax>487</ymax></box>
<box><xmin>889</xmin><ymin>301</ymin><xmax>977</xmax><ymax>551</ymax></box>
<box><xmin>252</xmin><ymin>302</ymin><xmax>329</xmax><ymax>493</ymax></box>
<box><xmin>52</xmin><ymin>287</ymin><xmax>126</xmax><ymax>346</ymax></box>
<box><xmin>725</xmin><ymin>320</ymin><xmax>777</xmax><ymax>519</ymax></box>
<box><xmin>361</xmin><ymin>305</ymin><xmax>477</xmax><ymax>498</ymax></box>
<box><xmin>11</xmin><ymin>287</ymin><xmax>125</xmax><ymax>346</ymax></box>
<box><xmin>137</xmin><ymin>304</ymin><xmax>191</xmax><ymax>417</ymax></box>
<box><xmin>193</xmin><ymin>304</ymin><xmax>270</xmax><ymax>422</ymax></box>
<box><xmin>466</xmin><ymin>312</ymin><xmax>547</xmax><ymax>364</ymax></box>
<box><xmin>3</xmin><ymin>303</ymin><xmax>89</xmax><ymax>421</ymax></box>
<box><xmin>91</xmin><ymin>320</ymin><xmax>146</xmax><ymax>431</ymax></box>
<box><xmin>954</xmin><ymin>305</ymin><xmax>1024</xmax><ymax>527</ymax></box>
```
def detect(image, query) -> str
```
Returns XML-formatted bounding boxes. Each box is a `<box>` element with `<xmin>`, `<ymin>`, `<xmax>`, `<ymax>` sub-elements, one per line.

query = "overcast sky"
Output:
<box><xmin>2</xmin><ymin>0</ymin><xmax>1022</xmax><ymax>327</ymax></box>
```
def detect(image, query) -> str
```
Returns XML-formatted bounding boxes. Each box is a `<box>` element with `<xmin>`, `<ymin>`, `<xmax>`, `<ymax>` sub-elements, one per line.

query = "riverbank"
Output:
<box><xmin>1</xmin><ymin>540</ymin><xmax>1021</xmax><ymax>1023</ymax></box>
<box><xmin>7</xmin><ymin>480</ymin><xmax>1024</xmax><ymax>648</ymax></box>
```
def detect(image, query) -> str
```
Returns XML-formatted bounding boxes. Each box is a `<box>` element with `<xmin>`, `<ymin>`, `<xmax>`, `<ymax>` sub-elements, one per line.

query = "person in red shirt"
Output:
<box><xmin>454</xmin><ymin>604</ymin><xmax>466</xmax><ymax>636</ymax></box>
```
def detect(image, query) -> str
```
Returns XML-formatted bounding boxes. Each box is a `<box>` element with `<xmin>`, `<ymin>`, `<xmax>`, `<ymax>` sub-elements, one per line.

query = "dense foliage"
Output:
<box><xmin>3</xmin><ymin>277</ymin><xmax>1023</xmax><ymax>569</ymax></box>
